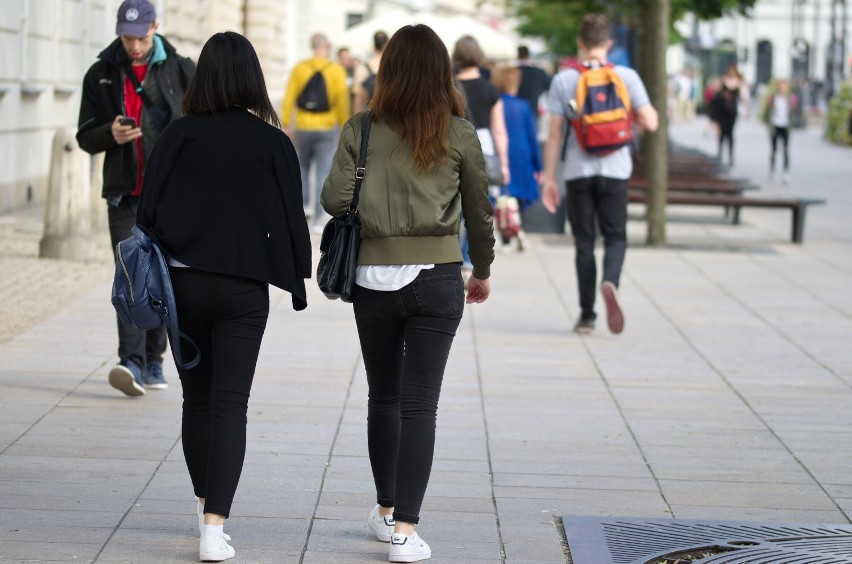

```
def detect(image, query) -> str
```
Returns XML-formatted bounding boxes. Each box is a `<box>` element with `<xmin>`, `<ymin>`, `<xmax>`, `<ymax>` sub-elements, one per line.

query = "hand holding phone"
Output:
<box><xmin>112</xmin><ymin>115</ymin><xmax>141</xmax><ymax>145</ymax></box>
<box><xmin>119</xmin><ymin>117</ymin><xmax>137</xmax><ymax>128</ymax></box>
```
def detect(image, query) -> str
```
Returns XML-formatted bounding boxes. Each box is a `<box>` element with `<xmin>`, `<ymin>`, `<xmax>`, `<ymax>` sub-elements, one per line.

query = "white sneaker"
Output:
<box><xmin>199</xmin><ymin>533</ymin><xmax>234</xmax><ymax>562</ymax></box>
<box><xmin>388</xmin><ymin>531</ymin><xmax>431</xmax><ymax>562</ymax></box>
<box><xmin>196</xmin><ymin>500</ymin><xmax>230</xmax><ymax>541</ymax></box>
<box><xmin>368</xmin><ymin>505</ymin><xmax>395</xmax><ymax>542</ymax></box>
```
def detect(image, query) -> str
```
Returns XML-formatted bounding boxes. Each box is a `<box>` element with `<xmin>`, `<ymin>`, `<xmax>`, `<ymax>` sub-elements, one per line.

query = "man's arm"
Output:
<box><xmin>635</xmin><ymin>104</ymin><xmax>659</xmax><ymax>133</ymax></box>
<box><xmin>76</xmin><ymin>69</ymin><xmax>117</xmax><ymax>155</ymax></box>
<box><xmin>540</xmin><ymin>112</ymin><xmax>564</xmax><ymax>213</ymax></box>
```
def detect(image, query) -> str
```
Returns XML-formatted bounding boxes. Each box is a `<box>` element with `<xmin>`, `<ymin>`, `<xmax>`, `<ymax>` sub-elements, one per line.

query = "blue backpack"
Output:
<box><xmin>111</xmin><ymin>225</ymin><xmax>200</xmax><ymax>369</ymax></box>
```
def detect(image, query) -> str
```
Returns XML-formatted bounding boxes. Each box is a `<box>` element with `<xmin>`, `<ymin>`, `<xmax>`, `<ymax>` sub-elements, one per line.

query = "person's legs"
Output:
<box><xmin>566</xmin><ymin>179</ymin><xmax>598</xmax><ymax>321</ymax></box>
<box><xmin>392</xmin><ymin>265</ymin><xmax>463</xmax><ymax>526</ymax></box>
<box><xmin>595</xmin><ymin>178</ymin><xmax>628</xmax><ymax>288</ymax></box>
<box><xmin>295</xmin><ymin>130</ymin><xmax>317</xmax><ymax>217</ymax></box>
<box><xmin>170</xmin><ymin>270</ymin><xmax>269</xmax><ymax>521</ymax></box>
<box><xmin>770</xmin><ymin>125</ymin><xmax>778</xmax><ymax>173</ymax></box>
<box><xmin>313</xmin><ymin>129</ymin><xmax>338</xmax><ymax>221</ymax></box>
<box><xmin>779</xmin><ymin>126</ymin><xmax>790</xmax><ymax>172</ymax></box>
<box><xmin>353</xmin><ymin>285</ymin><xmax>405</xmax><ymax>511</ymax></box>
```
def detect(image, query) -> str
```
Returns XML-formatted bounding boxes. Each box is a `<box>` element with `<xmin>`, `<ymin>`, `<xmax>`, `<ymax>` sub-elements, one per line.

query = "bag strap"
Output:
<box><xmin>123</xmin><ymin>63</ymin><xmax>158</xmax><ymax>111</ymax></box>
<box><xmin>349</xmin><ymin>111</ymin><xmax>372</xmax><ymax>211</ymax></box>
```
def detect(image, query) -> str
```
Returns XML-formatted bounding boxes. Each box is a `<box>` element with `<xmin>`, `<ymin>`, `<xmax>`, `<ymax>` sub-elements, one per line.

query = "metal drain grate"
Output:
<box><xmin>562</xmin><ymin>515</ymin><xmax>852</xmax><ymax>563</ymax></box>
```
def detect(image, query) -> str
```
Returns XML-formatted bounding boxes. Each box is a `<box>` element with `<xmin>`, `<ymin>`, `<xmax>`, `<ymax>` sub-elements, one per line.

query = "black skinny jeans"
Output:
<box><xmin>353</xmin><ymin>264</ymin><xmax>464</xmax><ymax>525</ymax></box>
<box><xmin>566</xmin><ymin>177</ymin><xmax>628</xmax><ymax>321</ymax></box>
<box><xmin>169</xmin><ymin>268</ymin><xmax>269</xmax><ymax>519</ymax></box>
<box><xmin>770</xmin><ymin>125</ymin><xmax>790</xmax><ymax>172</ymax></box>
<box><xmin>107</xmin><ymin>197</ymin><xmax>167</xmax><ymax>369</ymax></box>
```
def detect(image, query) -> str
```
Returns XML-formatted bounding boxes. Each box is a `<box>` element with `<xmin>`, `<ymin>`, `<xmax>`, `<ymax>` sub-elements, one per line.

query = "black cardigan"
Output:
<box><xmin>137</xmin><ymin>108</ymin><xmax>311</xmax><ymax>310</ymax></box>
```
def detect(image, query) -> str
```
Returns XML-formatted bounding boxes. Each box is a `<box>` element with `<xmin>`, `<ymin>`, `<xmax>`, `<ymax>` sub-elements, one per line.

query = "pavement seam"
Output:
<box><xmin>91</xmin><ymin>433</ymin><xmax>183</xmax><ymax>562</ymax></box>
<box><xmin>531</xmin><ymin>242</ymin><xmax>676</xmax><ymax>519</ymax></box>
<box><xmin>0</xmin><ymin>357</ymin><xmax>111</xmax><ymax>457</ymax></box>
<box><xmin>629</xmin><ymin>254</ymin><xmax>852</xmax><ymax>524</ymax></box>
<box><xmin>298</xmin><ymin>350</ymin><xmax>361</xmax><ymax>564</ymax></box>
<box><xmin>468</xmin><ymin>307</ymin><xmax>508</xmax><ymax>563</ymax></box>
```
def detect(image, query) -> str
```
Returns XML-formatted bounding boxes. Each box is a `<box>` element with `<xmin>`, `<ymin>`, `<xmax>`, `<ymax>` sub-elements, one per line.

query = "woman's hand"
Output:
<box><xmin>466</xmin><ymin>277</ymin><xmax>490</xmax><ymax>304</ymax></box>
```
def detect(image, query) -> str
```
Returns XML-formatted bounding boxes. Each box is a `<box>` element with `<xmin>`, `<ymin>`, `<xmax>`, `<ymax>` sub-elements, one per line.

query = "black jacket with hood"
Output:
<box><xmin>76</xmin><ymin>35</ymin><xmax>194</xmax><ymax>198</ymax></box>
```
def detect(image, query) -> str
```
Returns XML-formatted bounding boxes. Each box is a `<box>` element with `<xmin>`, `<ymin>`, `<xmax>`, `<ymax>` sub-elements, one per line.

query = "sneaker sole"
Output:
<box><xmin>144</xmin><ymin>382</ymin><xmax>169</xmax><ymax>390</ymax></box>
<box><xmin>600</xmin><ymin>281</ymin><xmax>625</xmax><ymax>334</ymax></box>
<box><xmin>199</xmin><ymin>551</ymin><xmax>235</xmax><ymax>562</ymax></box>
<box><xmin>388</xmin><ymin>550</ymin><xmax>431</xmax><ymax>563</ymax></box>
<box><xmin>108</xmin><ymin>367</ymin><xmax>145</xmax><ymax>397</ymax></box>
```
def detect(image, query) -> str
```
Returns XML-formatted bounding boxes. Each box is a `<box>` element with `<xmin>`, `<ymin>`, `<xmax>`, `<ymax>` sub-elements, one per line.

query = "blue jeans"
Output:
<box><xmin>566</xmin><ymin>177</ymin><xmax>627</xmax><ymax>321</ymax></box>
<box><xmin>352</xmin><ymin>264</ymin><xmax>464</xmax><ymax>524</ymax></box>
<box><xmin>295</xmin><ymin>129</ymin><xmax>337</xmax><ymax>220</ymax></box>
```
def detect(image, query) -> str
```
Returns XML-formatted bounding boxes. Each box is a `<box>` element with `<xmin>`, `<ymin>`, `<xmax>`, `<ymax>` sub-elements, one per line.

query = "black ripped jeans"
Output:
<box><xmin>353</xmin><ymin>263</ymin><xmax>464</xmax><ymax>525</ymax></box>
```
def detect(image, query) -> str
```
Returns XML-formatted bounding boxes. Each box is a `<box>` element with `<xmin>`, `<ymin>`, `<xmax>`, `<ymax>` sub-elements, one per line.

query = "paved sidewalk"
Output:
<box><xmin>0</xmin><ymin>116</ymin><xmax>851</xmax><ymax>563</ymax></box>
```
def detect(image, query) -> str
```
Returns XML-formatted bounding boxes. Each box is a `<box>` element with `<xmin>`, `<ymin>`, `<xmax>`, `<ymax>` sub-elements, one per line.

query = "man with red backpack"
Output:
<box><xmin>540</xmin><ymin>13</ymin><xmax>658</xmax><ymax>336</ymax></box>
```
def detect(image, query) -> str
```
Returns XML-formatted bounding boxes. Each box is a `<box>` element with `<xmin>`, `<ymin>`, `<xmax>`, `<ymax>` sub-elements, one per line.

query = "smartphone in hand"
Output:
<box><xmin>119</xmin><ymin>117</ymin><xmax>137</xmax><ymax>127</ymax></box>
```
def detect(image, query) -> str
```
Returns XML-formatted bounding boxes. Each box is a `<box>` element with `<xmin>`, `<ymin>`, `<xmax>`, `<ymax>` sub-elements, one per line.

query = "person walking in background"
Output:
<box><xmin>516</xmin><ymin>45</ymin><xmax>551</xmax><ymax>117</ymax></box>
<box><xmin>711</xmin><ymin>63</ymin><xmax>748</xmax><ymax>166</ymax></box>
<box><xmin>351</xmin><ymin>31</ymin><xmax>388</xmax><ymax>113</ymax></box>
<box><xmin>491</xmin><ymin>64</ymin><xmax>541</xmax><ymax>251</ymax></box>
<box><xmin>76</xmin><ymin>0</ymin><xmax>194</xmax><ymax>397</ymax></box>
<box><xmin>136</xmin><ymin>31</ymin><xmax>312</xmax><ymax>562</ymax></box>
<box><xmin>452</xmin><ymin>35</ymin><xmax>509</xmax><ymax>283</ymax></box>
<box><xmin>321</xmin><ymin>24</ymin><xmax>494</xmax><ymax>563</ymax></box>
<box><xmin>540</xmin><ymin>13</ymin><xmax>658</xmax><ymax>336</ymax></box>
<box><xmin>762</xmin><ymin>78</ymin><xmax>797</xmax><ymax>184</ymax></box>
<box><xmin>337</xmin><ymin>46</ymin><xmax>359</xmax><ymax>113</ymax></box>
<box><xmin>703</xmin><ymin>75</ymin><xmax>721</xmax><ymax>137</ymax></box>
<box><xmin>281</xmin><ymin>33</ymin><xmax>350</xmax><ymax>232</ymax></box>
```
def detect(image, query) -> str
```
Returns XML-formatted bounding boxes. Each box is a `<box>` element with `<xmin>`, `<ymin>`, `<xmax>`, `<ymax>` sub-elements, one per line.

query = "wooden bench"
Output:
<box><xmin>628</xmin><ymin>191</ymin><xmax>826</xmax><ymax>243</ymax></box>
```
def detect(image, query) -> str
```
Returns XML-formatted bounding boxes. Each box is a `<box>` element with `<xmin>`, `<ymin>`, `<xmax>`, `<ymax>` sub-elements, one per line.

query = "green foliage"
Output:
<box><xmin>510</xmin><ymin>0</ymin><xmax>758</xmax><ymax>57</ymax></box>
<box><xmin>826</xmin><ymin>81</ymin><xmax>852</xmax><ymax>146</ymax></box>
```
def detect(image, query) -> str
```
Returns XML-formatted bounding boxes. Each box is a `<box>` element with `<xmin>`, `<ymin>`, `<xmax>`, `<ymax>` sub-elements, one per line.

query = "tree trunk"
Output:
<box><xmin>637</xmin><ymin>0</ymin><xmax>670</xmax><ymax>246</ymax></box>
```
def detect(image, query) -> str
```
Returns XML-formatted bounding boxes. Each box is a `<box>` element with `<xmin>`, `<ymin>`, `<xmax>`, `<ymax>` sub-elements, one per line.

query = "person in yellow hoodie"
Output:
<box><xmin>282</xmin><ymin>33</ymin><xmax>350</xmax><ymax>232</ymax></box>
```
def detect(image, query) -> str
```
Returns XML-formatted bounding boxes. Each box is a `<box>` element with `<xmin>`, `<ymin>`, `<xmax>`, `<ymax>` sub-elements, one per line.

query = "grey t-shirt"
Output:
<box><xmin>547</xmin><ymin>65</ymin><xmax>651</xmax><ymax>181</ymax></box>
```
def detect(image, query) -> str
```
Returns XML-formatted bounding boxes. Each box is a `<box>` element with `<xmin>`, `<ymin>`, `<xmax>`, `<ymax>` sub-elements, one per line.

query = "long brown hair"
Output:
<box><xmin>369</xmin><ymin>25</ymin><xmax>467</xmax><ymax>174</ymax></box>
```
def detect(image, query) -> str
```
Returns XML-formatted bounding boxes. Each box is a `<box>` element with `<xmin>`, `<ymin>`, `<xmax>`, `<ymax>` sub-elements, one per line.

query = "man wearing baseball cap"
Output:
<box><xmin>77</xmin><ymin>0</ymin><xmax>195</xmax><ymax>397</ymax></box>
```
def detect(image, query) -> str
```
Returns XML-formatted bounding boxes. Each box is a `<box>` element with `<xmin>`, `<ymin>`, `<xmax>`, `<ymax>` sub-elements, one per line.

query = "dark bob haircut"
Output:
<box><xmin>182</xmin><ymin>31</ymin><xmax>280</xmax><ymax>128</ymax></box>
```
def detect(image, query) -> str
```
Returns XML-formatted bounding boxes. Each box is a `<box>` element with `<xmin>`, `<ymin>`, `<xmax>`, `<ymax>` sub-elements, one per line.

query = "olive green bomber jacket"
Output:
<box><xmin>321</xmin><ymin>112</ymin><xmax>495</xmax><ymax>279</ymax></box>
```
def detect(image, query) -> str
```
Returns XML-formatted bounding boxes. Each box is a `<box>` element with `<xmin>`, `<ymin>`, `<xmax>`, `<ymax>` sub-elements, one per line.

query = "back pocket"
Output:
<box><xmin>412</xmin><ymin>275</ymin><xmax>463</xmax><ymax>318</ymax></box>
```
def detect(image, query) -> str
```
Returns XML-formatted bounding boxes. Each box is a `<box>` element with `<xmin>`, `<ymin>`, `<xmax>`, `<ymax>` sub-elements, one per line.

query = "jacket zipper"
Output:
<box><xmin>117</xmin><ymin>242</ymin><xmax>135</xmax><ymax>302</ymax></box>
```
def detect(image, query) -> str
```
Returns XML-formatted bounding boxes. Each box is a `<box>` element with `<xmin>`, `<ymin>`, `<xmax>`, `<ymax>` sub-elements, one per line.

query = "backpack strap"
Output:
<box><xmin>150</xmin><ymin>240</ymin><xmax>201</xmax><ymax>370</ymax></box>
<box><xmin>365</xmin><ymin>62</ymin><xmax>376</xmax><ymax>77</ymax></box>
<box><xmin>123</xmin><ymin>62</ymin><xmax>158</xmax><ymax>112</ymax></box>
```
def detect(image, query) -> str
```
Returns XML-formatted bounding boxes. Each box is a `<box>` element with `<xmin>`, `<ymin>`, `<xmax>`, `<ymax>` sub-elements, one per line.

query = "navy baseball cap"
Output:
<box><xmin>116</xmin><ymin>0</ymin><xmax>157</xmax><ymax>37</ymax></box>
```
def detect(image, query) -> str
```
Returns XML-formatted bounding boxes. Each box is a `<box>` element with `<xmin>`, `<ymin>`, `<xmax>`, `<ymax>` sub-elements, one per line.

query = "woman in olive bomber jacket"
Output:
<box><xmin>320</xmin><ymin>24</ymin><xmax>494</xmax><ymax>564</ymax></box>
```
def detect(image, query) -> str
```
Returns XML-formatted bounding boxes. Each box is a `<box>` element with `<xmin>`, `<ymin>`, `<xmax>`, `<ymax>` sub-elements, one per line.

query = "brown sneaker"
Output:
<box><xmin>600</xmin><ymin>281</ymin><xmax>624</xmax><ymax>334</ymax></box>
<box><xmin>573</xmin><ymin>318</ymin><xmax>595</xmax><ymax>335</ymax></box>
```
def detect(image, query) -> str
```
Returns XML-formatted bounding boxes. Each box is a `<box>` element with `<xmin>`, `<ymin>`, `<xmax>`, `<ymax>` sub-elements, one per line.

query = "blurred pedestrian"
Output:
<box><xmin>703</xmin><ymin>75</ymin><xmax>721</xmax><ymax>137</ymax></box>
<box><xmin>516</xmin><ymin>45</ymin><xmax>550</xmax><ymax>117</ymax></box>
<box><xmin>452</xmin><ymin>35</ymin><xmax>509</xmax><ymax>283</ymax></box>
<box><xmin>76</xmin><ymin>0</ymin><xmax>194</xmax><ymax>397</ymax></box>
<box><xmin>711</xmin><ymin>63</ymin><xmax>748</xmax><ymax>166</ymax></box>
<box><xmin>491</xmin><ymin>64</ymin><xmax>541</xmax><ymax>251</ymax></box>
<box><xmin>281</xmin><ymin>33</ymin><xmax>350</xmax><ymax>232</ymax></box>
<box><xmin>762</xmin><ymin>78</ymin><xmax>798</xmax><ymax>183</ymax></box>
<box><xmin>136</xmin><ymin>31</ymin><xmax>311</xmax><ymax>562</ymax></box>
<box><xmin>540</xmin><ymin>13</ymin><xmax>658</xmax><ymax>335</ymax></box>
<box><xmin>321</xmin><ymin>24</ymin><xmax>494</xmax><ymax>563</ymax></box>
<box><xmin>352</xmin><ymin>31</ymin><xmax>388</xmax><ymax>113</ymax></box>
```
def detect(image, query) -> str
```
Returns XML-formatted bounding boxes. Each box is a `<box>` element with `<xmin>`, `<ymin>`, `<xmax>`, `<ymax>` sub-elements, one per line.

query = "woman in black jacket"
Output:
<box><xmin>136</xmin><ymin>32</ymin><xmax>311</xmax><ymax>562</ymax></box>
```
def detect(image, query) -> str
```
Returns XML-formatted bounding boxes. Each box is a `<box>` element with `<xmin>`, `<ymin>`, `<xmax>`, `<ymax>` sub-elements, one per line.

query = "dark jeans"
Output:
<box><xmin>718</xmin><ymin>117</ymin><xmax>737</xmax><ymax>165</ymax></box>
<box><xmin>169</xmin><ymin>268</ymin><xmax>269</xmax><ymax>519</ymax></box>
<box><xmin>353</xmin><ymin>264</ymin><xmax>464</xmax><ymax>525</ymax></box>
<box><xmin>566</xmin><ymin>177</ymin><xmax>628</xmax><ymax>321</ymax></box>
<box><xmin>107</xmin><ymin>197</ymin><xmax>167</xmax><ymax>369</ymax></box>
<box><xmin>770</xmin><ymin>126</ymin><xmax>789</xmax><ymax>172</ymax></box>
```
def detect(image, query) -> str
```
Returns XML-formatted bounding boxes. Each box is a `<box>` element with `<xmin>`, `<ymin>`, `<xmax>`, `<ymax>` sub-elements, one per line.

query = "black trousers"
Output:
<box><xmin>352</xmin><ymin>264</ymin><xmax>464</xmax><ymax>525</ymax></box>
<box><xmin>770</xmin><ymin>126</ymin><xmax>790</xmax><ymax>172</ymax></box>
<box><xmin>169</xmin><ymin>268</ymin><xmax>269</xmax><ymax>519</ymax></box>
<box><xmin>107</xmin><ymin>197</ymin><xmax>167</xmax><ymax>369</ymax></box>
<box><xmin>566</xmin><ymin>177</ymin><xmax>628</xmax><ymax>321</ymax></box>
<box><xmin>717</xmin><ymin>117</ymin><xmax>737</xmax><ymax>165</ymax></box>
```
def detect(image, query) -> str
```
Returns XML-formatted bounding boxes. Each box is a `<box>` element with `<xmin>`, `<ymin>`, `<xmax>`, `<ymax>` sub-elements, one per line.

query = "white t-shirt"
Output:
<box><xmin>355</xmin><ymin>264</ymin><xmax>434</xmax><ymax>291</ymax></box>
<box><xmin>771</xmin><ymin>95</ymin><xmax>790</xmax><ymax>128</ymax></box>
<box><xmin>546</xmin><ymin>65</ymin><xmax>651</xmax><ymax>181</ymax></box>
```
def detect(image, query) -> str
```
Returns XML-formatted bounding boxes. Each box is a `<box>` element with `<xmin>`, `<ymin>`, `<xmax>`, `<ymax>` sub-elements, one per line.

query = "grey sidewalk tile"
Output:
<box><xmin>668</xmin><ymin>505</ymin><xmax>850</xmax><ymax>523</ymax></box>
<box><xmin>0</xmin><ymin>541</ymin><xmax>102</xmax><ymax>562</ymax></box>
<box><xmin>659</xmin><ymin>479</ymin><xmax>838</xmax><ymax>510</ymax></box>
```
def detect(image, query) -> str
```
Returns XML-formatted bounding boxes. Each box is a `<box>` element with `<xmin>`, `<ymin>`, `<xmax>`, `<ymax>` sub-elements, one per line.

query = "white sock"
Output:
<box><xmin>202</xmin><ymin>524</ymin><xmax>224</xmax><ymax>538</ymax></box>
